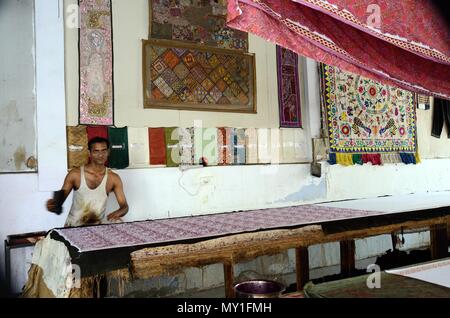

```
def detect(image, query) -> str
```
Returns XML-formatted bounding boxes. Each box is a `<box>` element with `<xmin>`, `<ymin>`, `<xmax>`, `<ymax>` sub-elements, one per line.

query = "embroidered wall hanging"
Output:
<box><xmin>320</xmin><ymin>64</ymin><xmax>418</xmax><ymax>165</ymax></box>
<box><xmin>79</xmin><ymin>0</ymin><xmax>114</xmax><ymax>126</ymax></box>
<box><xmin>143</xmin><ymin>39</ymin><xmax>256</xmax><ymax>113</ymax></box>
<box><xmin>150</xmin><ymin>0</ymin><xmax>248</xmax><ymax>51</ymax></box>
<box><xmin>277</xmin><ymin>46</ymin><xmax>302</xmax><ymax>128</ymax></box>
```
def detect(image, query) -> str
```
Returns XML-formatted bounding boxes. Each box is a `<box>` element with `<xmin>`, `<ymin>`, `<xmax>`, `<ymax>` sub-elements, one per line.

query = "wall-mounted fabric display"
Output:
<box><xmin>150</xmin><ymin>0</ymin><xmax>248</xmax><ymax>51</ymax></box>
<box><xmin>431</xmin><ymin>98</ymin><xmax>450</xmax><ymax>139</ymax></box>
<box><xmin>321</xmin><ymin>64</ymin><xmax>419</xmax><ymax>166</ymax></box>
<box><xmin>257</xmin><ymin>128</ymin><xmax>271</xmax><ymax>164</ymax></box>
<box><xmin>143</xmin><ymin>39</ymin><xmax>256</xmax><ymax>113</ymax></box>
<box><xmin>280</xmin><ymin>129</ymin><xmax>304</xmax><ymax>163</ymax></box>
<box><xmin>127</xmin><ymin>127</ymin><xmax>150</xmax><ymax>168</ymax></box>
<box><xmin>179</xmin><ymin>127</ymin><xmax>194</xmax><ymax>165</ymax></box>
<box><xmin>276</xmin><ymin>46</ymin><xmax>302</xmax><ymax>128</ymax></box>
<box><xmin>79</xmin><ymin>0</ymin><xmax>114</xmax><ymax>126</ymax></box>
<box><xmin>108</xmin><ymin>127</ymin><xmax>129</xmax><ymax>169</ymax></box>
<box><xmin>148</xmin><ymin>128</ymin><xmax>166</xmax><ymax>165</ymax></box>
<box><xmin>67</xmin><ymin>126</ymin><xmax>89</xmax><ymax>169</ymax></box>
<box><xmin>202</xmin><ymin>128</ymin><xmax>218</xmax><ymax>166</ymax></box>
<box><xmin>164</xmin><ymin>127</ymin><xmax>180</xmax><ymax>167</ymax></box>
<box><xmin>416</xmin><ymin>94</ymin><xmax>431</xmax><ymax>110</ymax></box>
<box><xmin>233</xmin><ymin>128</ymin><xmax>246</xmax><ymax>165</ymax></box>
<box><xmin>245</xmin><ymin>128</ymin><xmax>258</xmax><ymax>164</ymax></box>
<box><xmin>270</xmin><ymin>128</ymin><xmax>282</xmax><ymax>164</ymax></box>
<box><xmin>217</xmin><ymin>127</ymin><xmax>233</xmax><ymax>165</ymax></box>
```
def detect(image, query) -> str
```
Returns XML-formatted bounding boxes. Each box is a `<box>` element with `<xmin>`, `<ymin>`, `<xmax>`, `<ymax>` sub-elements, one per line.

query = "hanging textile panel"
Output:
<box><xmin>245</xmin><ymin>128</ymin><xmax>258</xmax><ymax>164</ymax></box>
<box><xmin>67</xmin><ymin>126</ymin><xmax>89</xmax><ymax>169</ymax></box>
<box><xmin>108</xmin><ymin>127</ymin><xmax>129</xmax><ymax>169</ymax></box>
<box><xmin>227</xmin><ymin>1</ymin><xmax>450</xmax><ymax>100</ymax></box>
<box><xmin>233</xmin><ymin>128</ymin><xmax>246</xmax><ymax>165</ymax></box>
<box><xmin>150</xmin><ymin>0</ymin><xmax>248</xmax><ymax>51</ymax></box>
<box><xmin>277</xmin><ymin>46</ymin><xmax>302</xmax><ymax>128</ymax></box>
<box><xmin>164</xmin><ymin>127</ymin><xmax>180</xmax><ymax>167</ymax></box>
<box><xmin>217</xmin><ymin>127</ymin><xmax>234</xmax><ymax>165</ymax></box>
<box><xmin>127</xmin><ymin>127</ymin><xmax>150</xmax><ymax>168</ymax></box>
<box><xmin>143</xmin><ymin>39</ymin><xmax>256</xmax><ymax>113</ymax></box>
<box><xmin>79</xmin><ymin>0</ymin><xmax>114</xmax><ymax>126</ymax></box>
<box><xmin>148</xmin><ymin>128</ymin><xmax>166</xmax><ymax>165</ymax></box>
<box><xmin>321</xmin><ymin>64</ymin><xmax>417</xmax><ymax>154</ymax></box>
<box><xmin>179</xmin><ymin>127</ymin><xmax>194</xmax><ymax>165</ymax></box>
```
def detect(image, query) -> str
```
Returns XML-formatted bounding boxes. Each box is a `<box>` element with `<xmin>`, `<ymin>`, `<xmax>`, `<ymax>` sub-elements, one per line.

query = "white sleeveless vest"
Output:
<box><xmin>65</xmin><ymin>166</ymin><xmax>109</xmax><ymax>227</ymax></box>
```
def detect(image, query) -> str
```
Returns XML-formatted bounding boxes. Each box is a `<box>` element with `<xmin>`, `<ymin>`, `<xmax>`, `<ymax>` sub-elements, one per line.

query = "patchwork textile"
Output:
<box><xmin>179</xmin><ymin>127</ymin><xmax>194</xmax><ymax>165</ymax></box>
<box><xmin>164</xmin><ymin>127</ymin><xmax>180</xmax><ymax>167</ymax></box>
<box><xmin>108</xmin><ymin>127</ymin><xmax>129</xmax><ymax>169</ymax></box>
<box><xmin>79</xmin><ymin>0</ymin><xmax>114</xmax><ymax>125</ymax></box>
<box><xmin>127</xmin><ymin>127</ymin><xmax>150</xmax><ymax>168</ymax></box>
<box><xmin>67</xmin><ymin>126</ymin><xmax>89</xmax><ymax>169</ymax></box>
<box><xmin>321</xmin><ymin>64</ymin><xmax>418</xmax><ymax>165</ymax></box>
<box><xmin>227</xmin><ymin>0</ymin><xmax>450</xmax><ymax>99</ymax></box>
<box><xmin>233</xmin><ymin>128</ymin><xmax>246</xmax><ymax>165</ymax></box>
<box><xmin>245</xmin><ymin>128</ymin><xmax>258</xmax><ymax>164</ymax></box>
<box><xmin>217</xmin><ymin>127</ymin><xmax>233</xmax><ymax>165</ymax></box>
<box><xmin>54</xmin><ymin>204</ymin><xmax>382</xmax><ymax>253</ymax></box>
<box><xmin>143</xmin><ymin>39</ymin><xmax>256</xmax><ymax>113</ymax></box>
<box><xmin>148</xmin><ymin>128</ymin><xmax>166</xmax><ymax>165</ymax></box>
<box><xmin>150</xmin><ymin>0</ymin><xmax>248</xmax><ymax>51</ymax></box>
<box><xmin>277</xmin><ymin>46</ymin><xmax>302</xmax><ymax>128</ymax></box>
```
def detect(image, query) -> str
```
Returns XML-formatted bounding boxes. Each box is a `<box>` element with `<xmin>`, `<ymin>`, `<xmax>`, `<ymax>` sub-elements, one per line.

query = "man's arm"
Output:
<box><xmin>46</xmin><ymin>169</ymin><xmax>77</xmax><ymax>213</ymax></box>
<box><xmin>107</xmin><ymin>173</ymin><xmax>129</xmax><ymax>221</ymax></box>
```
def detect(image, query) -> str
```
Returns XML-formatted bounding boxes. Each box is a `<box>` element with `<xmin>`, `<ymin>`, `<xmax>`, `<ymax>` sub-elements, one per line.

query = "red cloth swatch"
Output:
<box><xmin>149</xmin><ymin>128</ymin><xmax>166</xmax><ymax>165</ymax></box>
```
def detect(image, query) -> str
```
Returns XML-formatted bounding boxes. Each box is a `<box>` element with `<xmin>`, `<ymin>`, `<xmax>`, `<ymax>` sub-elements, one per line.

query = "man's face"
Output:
<box><xmin>89</xmin><ymin>142</ymin><xmax>109</xmax><ymax>165</ymax></box>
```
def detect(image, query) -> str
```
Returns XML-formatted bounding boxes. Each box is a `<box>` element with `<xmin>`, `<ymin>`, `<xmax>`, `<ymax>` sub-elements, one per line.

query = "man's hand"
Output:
<box><xmin>107</xmin><ymin>211</ymin><xmax>124</xmax><ymax>223</ymax></box>
<box><xmin>46</xmin><ymin>199</ymin><xmax>58</xmax><ymax>213</ymax></box>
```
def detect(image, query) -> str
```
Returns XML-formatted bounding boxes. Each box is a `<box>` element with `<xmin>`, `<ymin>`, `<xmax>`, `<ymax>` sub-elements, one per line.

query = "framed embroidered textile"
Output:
<box><xmin>79</xmin><ymin>0</ymin><xmax>114</xmax><ymax>126</ymax></box>
<box><xmin>149</xmin><ymin>0</ymin><xmax>248</xmax><ymax>52</ymax></box>
<box><xmin>143</xmin><ymin>39</ymin><xmax>256</xmax><ymax>113</ymax></box>
<box><xmin>321</xmin><ymin>64</ymin><xmax>417</xmax><ymax>153</ymax></box>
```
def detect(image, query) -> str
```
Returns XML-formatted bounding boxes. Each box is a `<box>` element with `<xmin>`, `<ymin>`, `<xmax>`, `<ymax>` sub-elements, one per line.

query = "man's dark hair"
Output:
<box><xmin>88</xmin><ymin>137</ymin><xmax>110</xmax><ymax>151</ymax></box>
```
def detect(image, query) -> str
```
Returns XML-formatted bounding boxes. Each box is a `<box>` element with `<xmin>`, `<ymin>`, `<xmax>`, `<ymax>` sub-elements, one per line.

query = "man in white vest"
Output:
<box><xmin>46</xmin><ymin>137</ymin><xmax>129</xmax><ymax>227</ymax></box>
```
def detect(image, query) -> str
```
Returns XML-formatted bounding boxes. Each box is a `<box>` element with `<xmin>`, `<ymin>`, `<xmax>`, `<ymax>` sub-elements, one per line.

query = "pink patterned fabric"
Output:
<box><xmin>79</xmin><ymin>0</ymin><xmax>114</xmax><ymax>126</ymax></box>
<box><xmin>227</xmin><ymin>0</ymin><xmax>450</xmax><ymax>99</ymax></box>
<box><xmin>55</xmin><ymin>204</ymin><xmax>382</xmax><ymax>252</ymax></box>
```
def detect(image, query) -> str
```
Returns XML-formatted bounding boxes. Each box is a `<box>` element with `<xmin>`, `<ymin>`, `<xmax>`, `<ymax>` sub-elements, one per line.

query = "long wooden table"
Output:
<box><xmin>49</xmin><ymin>205</ymin><xmax>449</xmax><ymax>298</ymax></box>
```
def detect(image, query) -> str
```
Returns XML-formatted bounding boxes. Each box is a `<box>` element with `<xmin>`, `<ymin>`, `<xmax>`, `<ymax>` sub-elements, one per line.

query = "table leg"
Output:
<box><xmin>340</xmin><ymin>240</ymin><xmax>355</xmax><ymax>277</ymax></box>
<box><xmin>430</xmin><ymin>223</ymin><xmax>448</xmax><ymax>260</ymax></box>
<box><xmin>295</xmin><ymin>247</ymin><xmax>309</xmax><ymax>290</ymax></box>
<box><xmin>224</xmin><ymin>262</ymin><xmax>235</xmax><ymax>298</ymax></box>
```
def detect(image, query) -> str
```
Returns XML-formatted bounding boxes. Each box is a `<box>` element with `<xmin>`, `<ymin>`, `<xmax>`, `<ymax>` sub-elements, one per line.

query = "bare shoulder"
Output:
<box><xmin>67</xmin><ymin>167</ymin><xmax>81</xmax><ymax>179</ymax></box>
<box><xmin>108</xmin><ymin>169</ymin><xmax>123</xmax><ymax>184</ymax></box>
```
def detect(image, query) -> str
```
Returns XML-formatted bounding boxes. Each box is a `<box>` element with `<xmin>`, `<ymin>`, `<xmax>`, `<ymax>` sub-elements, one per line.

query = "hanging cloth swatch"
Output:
<box><xmin>245</xmin><ymin>128</ymin><xmax>258</xmax><ymax>164</ymax></box>
<box><xmin>431</xmin><ymin>98</ymin><xmax>450</xmax><ymax>138</ymax></box>
<box><xmin>164</xmin><ymin>127</ymin><xmax>180</xmax><ymax>167</ymax></box>
<box><xmin>270</xmin><ymin>128</ymin><xmax>281</xmax><ymax>164</ymax></box>
<box><xmin>257</xmin><ymin>128</ymin><xmax>271</xmax><ymax>164</ymax></box>
<box><xmin>108</xmin><ymin>127</ymin><xmax>129</xmax><ymax>169</ymax></box>
<box><xmin>127</xmin><ymin>127</ymin><xmax>150</xmax><ymax>168</ymax></box>
<box><xmin>148</xmin><ymin>128</ymin><xmax>166</xmax><ymax>165</ymax></box>
<box><xmin>202</xmin><ymin>128</ymin><xmax>218</xmax><ymax>166</ymax></box>
<box><xmin>179</xmin><ymin>127</ymin><xmax>194</xmax><ymax>165</ymax></box>
<box><xmin>67</xmin><ymin>126</ymin><xmax>89</xmax><ymax>169</ymax></box>
<box><xmin>217</xmin><ymin>127</ymin><xmax>233</xmax><ymax>165</ymax></box>
<box><xmin>79</xmin><ymin>0</ymin><xmax>114</xmax><ymax>126</ymax></box>
<box><xmin>233</xmin><ymin>128</ymin><xmax>246</xmax><ymax>165</ymax></box>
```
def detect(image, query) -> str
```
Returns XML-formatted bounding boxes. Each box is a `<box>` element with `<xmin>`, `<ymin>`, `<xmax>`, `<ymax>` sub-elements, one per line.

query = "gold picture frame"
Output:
<box><xmin>143</xmin><ymin>38</ymin><xmax>257</xmax><ymax>113</ymax></box>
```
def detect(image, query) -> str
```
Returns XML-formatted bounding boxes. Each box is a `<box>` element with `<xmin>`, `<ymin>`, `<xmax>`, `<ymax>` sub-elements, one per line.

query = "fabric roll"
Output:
<box><xmin>257</xmin><ymin>128</ymin><xmax>271</xmax><ymax>163</ymax></box>
<box><xmin>234</xmin><ymin>128</ymin><xmax>246</xmax><ymax>165</ymax></box>
<box><xmin>217</xmin><ymin>127</ymin><xmax>233</xmax><ymax>165</ymax></box>
<box><xmin>108</xmin><ymin>127</ymin><xmax>129</xmax><ymax>169</ymax></box>
<box><xmin>127</xmin><ymin>127</ymin><xmax>150</xmax><ymax>168</ymax></box>
<box><xmin>179</xmin><ymin>127</ymin><xmax>194</xmax><ymax>165</ymax></box>
<box><xmin>67</xmin><ymin>126</ymin><xmax>89</xmax><ymax>169</ymax></box>
<box><xmin>245</xmin><ymin>128</ymin><xmax>258</xmax><ymax>164</ymax></box>
<box><xmin>202</xmin><ymin>128</ymin><xmax>218</xmax><ymax>166</ymax></box>
<box><xmin>165</xmin><ymin>127</ymin><xmax>180</xmax><ymax>167</ymax></box>
<box><xmin>148</xmin><ymin>128</ymin><xmax>166</xmax><ymax>165</ymax></box>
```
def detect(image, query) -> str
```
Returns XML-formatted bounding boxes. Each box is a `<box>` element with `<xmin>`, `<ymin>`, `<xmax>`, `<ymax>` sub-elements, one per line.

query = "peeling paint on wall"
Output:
<box><xmin>13</xmin><ymin>146</ymin><xmax>26</xmax><ymax>170</ymax></box>
<box><xmin>277</xmin><ymin>177</ymin><xmax>327</xmax><ymax>203</ymax></box>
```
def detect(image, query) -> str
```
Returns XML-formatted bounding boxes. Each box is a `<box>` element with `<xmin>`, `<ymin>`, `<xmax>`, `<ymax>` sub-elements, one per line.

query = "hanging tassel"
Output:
<box><xmin>336</xmin><ymin>153</ymin><xmax>353</xmax><ymax>166</ymax></box>
<box><xmin>352</xmin><ymin>154</ymin><xmax>363</xmax><ymax>165</ymax></box>
<box><xmin>328</xmin><ymin>153</ymin><xmax>337</xmax><ymax>165</ymax></box>
<box><xmin>415</xmin><ymin>151</ymin><xmax>421</xmax><ymax>164</ymax></box>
